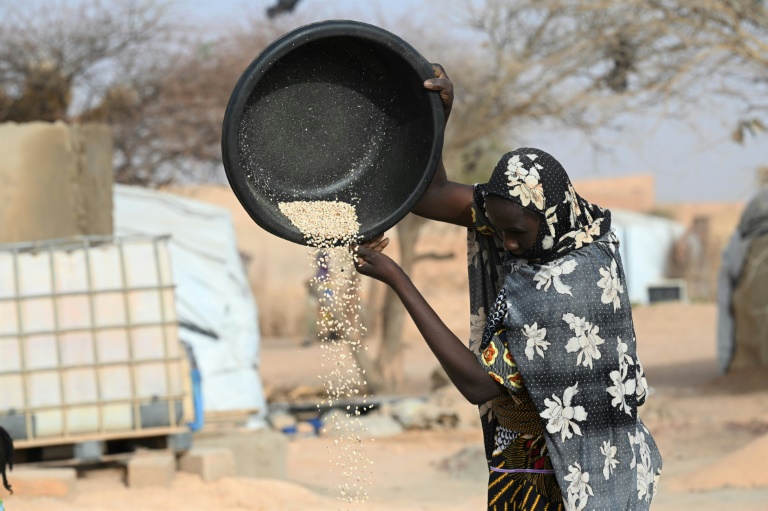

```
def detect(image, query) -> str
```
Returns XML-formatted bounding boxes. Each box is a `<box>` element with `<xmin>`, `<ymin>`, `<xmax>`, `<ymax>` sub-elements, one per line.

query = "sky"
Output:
<box><xmin>12</xmin><ymin>0</ymin><xmax>767</xmax><ymax>204</ymax></box>
<box><xmin>182</xmin><ymin>0</ymin><xmax>766</xmax><ymax>204</ymax></box>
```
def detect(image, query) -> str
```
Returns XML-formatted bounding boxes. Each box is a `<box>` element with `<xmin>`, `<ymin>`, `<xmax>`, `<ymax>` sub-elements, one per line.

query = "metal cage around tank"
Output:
<box><xmin>0</xmin><ymin>235</ymin><xmax>192</xmax><ymax>448</ymax></box>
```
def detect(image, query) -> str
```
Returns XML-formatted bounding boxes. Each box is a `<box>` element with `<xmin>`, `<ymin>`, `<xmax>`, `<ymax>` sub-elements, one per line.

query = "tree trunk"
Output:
<box><xmin>375</xmin><ymin>214</ymin><xmax>427</xmax><ymax>393</ymax></box>
<box><xmin>346</xmin><ymin>214</ymin><xmax>429</xmax><ymax>394</ymax></box>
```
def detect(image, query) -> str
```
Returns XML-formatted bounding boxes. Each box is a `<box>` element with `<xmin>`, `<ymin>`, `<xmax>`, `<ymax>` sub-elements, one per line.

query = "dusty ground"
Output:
<box><xmin>7</xmin><ymin>304</ymin><xmax>768</xmax><ymax>510</ymax></box>
<box><xmin>6</xmin><ymin>186</ymin><xmax>767</xmax><ymax>510</ymax></box>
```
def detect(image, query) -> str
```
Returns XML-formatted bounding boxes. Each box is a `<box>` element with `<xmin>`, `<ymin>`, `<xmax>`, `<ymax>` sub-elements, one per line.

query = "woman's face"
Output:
<box><xmin>485</xmin><ymin>195</ymin><xmax>541</xmax><ymax>256</ymax></box>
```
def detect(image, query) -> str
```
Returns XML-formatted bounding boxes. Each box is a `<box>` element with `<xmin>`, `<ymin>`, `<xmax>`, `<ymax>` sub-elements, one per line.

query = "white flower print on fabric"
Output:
<box><xmin>504</xmin><ymin>154</ymin><xmax>545</xmax><ymax>210</ymax></box>
<box><xmin>509</xmin><ymin>258</ymin><xmax>529</xmax><ymax>273</ymax></box>
<box><xmin>564</xmin><ymin>183</ymin><xmax>582</xmax><ymax>229</ymax></box>
<box><xmin>478</xmin><ymin>401</ymin><xmax>494</xmax><ymax>423</ymax></box>
<box><xmin>533</xmin><ymin>258</ymin><xmax>578</xmax><ymax>296</ymax></box>
<box><xmin>468</xmin><ymin>229</ymin><xmax>480</xmax><ymax>268</ymax></box>
<box><xmin>522</xmin><ymin>323</ymin><xmax>550</xmax><ymax>360</ymax></box>
<box><xmin>481</xmin><ymin>248</ymin><xmax>491</xmax><ymax>277</ymax></box>
<box><xmin>653</xmin><ymin>467</ymin><xmax>662</xmax><ymax>498</ymax></box>
<box><xmin>608</xmin><ymin>337</ymin><xmax>637</xmax><ymax>415</ymax></box>
<box><xmin>507</xmin><ymin>153</ymin><xmax>527</xmax><ymax>178</ymax></box>
<box><xmin>563</xmin><ymin>313</ymin><xmax>605</xmax><ymax>369</ymax></box>
<box><xmin>563</xmin><ymin>313</ymin><xmax>589</xmax><ymax>336</ymax></box>
<box><xmin>469</xmin><ymin>307</ymin><xmax>486</xmax><ymax>353</ymax></box>
<box><xmin>542</xmin><ymin>205</ymin><xmax>558</xmax><ymax>250</ymax></box>
<box><xmin>617</xmin><ymin>337</ymin><xmax>634</xmax><ymax>369</ymax></box>
<box><xmin>583</xmin><ymin>200</ymin><xmax>595</xmax><ymax>224</ymax></box>
<box><xmin>601</xmin><ymin>440</ymin><xmax>619</xmax><ymax>480</ymax></box>
<box><xmin>540</xmin><ymin>383</ymin><xmax>588</xmax><ymax>442</ymax></box>
<box><xmin>598</xmin><ymin>259</ymin><xmax>624</xmax><ymax>311</ymax></box>
<box><xmin>559</xmin><ymin>218</ymin><xmax>604</xmax><ymax>251</ymax></box>
<box><xmin>636</xmin><ymin>360</ymin><xmax>649</xmax><ymax>403</ymax></box>
<box><xmin>637</xmin><ymin>460</ymin><xmax>653</xmax><ymax>502</ymax></box>
<box><xmin>607</xmin><ymin>367</ymin><xmax>636</xmax><ymax>415</ymax></box>
<box><xmin>629</xmin><ymin>429</ymin><xmax>655</xmax><ymax>502</ymax></box>
<box><xmin>564</xmin><ymin>462</ymin><xmax>593</xmax><ymax>511</ymax></box>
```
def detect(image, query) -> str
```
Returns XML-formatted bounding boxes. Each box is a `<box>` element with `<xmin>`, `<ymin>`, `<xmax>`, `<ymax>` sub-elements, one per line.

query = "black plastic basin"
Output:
<box><xmin>221</xmin><ymin>20</ymin><xmax>444</xmax><ymax>245</ymax></box>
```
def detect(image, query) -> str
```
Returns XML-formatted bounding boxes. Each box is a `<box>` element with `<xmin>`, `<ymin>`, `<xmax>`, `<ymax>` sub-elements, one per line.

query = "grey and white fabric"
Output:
<box><xmin>468</xmin><ymin>148</ymin><xmax>663</xmax><ymax>510</ymax></box>
<box><xmin>717</xmin><ymin>188</ymin><xmax>768</xmax><ymax>373</ymax></box>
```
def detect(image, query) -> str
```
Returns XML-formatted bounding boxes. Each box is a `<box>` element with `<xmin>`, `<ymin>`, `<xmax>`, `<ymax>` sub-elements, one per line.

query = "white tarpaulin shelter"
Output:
<box><xmin>114</xmin><ymin>185</ymin><xmax>266</xmax><ymax>425</ymax></box>
<box><xmin>610</xmin><ymin>209</ymin><xmax>686</xmax><ymax>305</ymax></box>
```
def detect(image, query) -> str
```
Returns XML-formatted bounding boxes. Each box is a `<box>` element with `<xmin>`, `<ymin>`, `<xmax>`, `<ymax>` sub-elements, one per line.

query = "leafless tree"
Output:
<box><xmin>355</xmin><ymin>0</ymin><xmax>768</xmax><ymax>393</ymax></box>
<box><xmin>2</xmin><ymin>0</ymin><xmax>765</xmax><ymax>393</ymax></box>
<box><xmin>0</xmin><ymin>0</ymin><xmax>170</xmax><ymax>122</ymax></box>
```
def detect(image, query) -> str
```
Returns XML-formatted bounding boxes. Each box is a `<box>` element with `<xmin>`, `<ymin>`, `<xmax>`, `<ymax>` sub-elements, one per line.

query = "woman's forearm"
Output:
<box><xmin>387</xmin><ymin>269</ymin><xmax>502</xmax><ymax>404</ymax></box>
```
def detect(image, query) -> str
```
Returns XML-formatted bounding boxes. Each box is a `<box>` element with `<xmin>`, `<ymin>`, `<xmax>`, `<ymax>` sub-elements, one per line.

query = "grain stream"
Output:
<box><xmin>280</xmin><ymin>200</ymin><xmax>373</xmax><ymax>508</ymax></box>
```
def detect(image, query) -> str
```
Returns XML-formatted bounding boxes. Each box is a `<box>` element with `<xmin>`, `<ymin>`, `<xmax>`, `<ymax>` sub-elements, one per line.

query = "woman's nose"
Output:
<box><xmin>505</xmin><ymin>238</ymin><xmax>519</xmax><ymax>252</ymax></box>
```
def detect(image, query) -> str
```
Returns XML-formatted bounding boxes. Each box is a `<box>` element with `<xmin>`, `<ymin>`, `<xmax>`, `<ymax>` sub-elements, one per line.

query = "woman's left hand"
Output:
<box><xmin>424</xmin><ymin>63</ymin><xmax>453</xmax><ymax>124</ymax></box>
<box><xmin>353</xmin><ymin>234</ymin><xmax>401</xmax><ymax>284</ymax></box>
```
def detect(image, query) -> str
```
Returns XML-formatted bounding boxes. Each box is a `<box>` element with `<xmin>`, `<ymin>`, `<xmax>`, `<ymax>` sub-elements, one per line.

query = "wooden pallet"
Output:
<box><xmin>12</xmin><ymin>427</ymin><xmax>191</xmax><ymax>466</ymax></box>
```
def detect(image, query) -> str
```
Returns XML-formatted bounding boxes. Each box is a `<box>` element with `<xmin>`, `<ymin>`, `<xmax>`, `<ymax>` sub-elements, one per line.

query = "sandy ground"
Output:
<box><xmin>7</xmin><ymin>304</ymin><xmax>768</xmax><ymax>511</ymax></box>
<box><xmin>6</xmin><ymin>186</ymin><xmax>767</xmax><ymax>510</ymax></box>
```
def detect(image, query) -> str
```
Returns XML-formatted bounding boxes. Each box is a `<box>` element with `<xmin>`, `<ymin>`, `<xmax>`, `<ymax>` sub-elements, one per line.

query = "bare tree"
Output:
<box><xmin>0</xmin><ymin>0</ymin><xmax>170</xmax><ymax>122</ymax></box>
<box><xmin>3</xmin><ymin>0</ymin><xmax>765</xmax><ymax>393</ymax></box>
<box><xmin>450</xmin><ymin>0</ymin><xmax>768</xmax><ymax>151</ymax></box>
<box><xmin>0</xmin><ymin>0</ymin><xmax>294</xmax><ymax>186</ymax></box>
<box><xmin>354</xmin><ymin>0</ymin><xmax>768</xmax><ymax>393</ymax></box>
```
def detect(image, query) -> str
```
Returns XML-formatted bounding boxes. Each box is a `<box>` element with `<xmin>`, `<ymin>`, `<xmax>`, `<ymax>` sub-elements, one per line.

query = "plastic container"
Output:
<box><xmin>0</xmin><ymin>236</ymin><xmax>191</xmax><ymax>446</ymax></box>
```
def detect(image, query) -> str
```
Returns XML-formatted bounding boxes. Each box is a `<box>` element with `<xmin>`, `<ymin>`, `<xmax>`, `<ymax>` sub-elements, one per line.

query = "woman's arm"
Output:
<box><xmin>355</xmin><ymin>237</ymin><xmax>504</xmax><ymax>404</ymax></box>
<box><xmin>412</xmin><ymin>64</ymin><xmax>474</xmax><ymax>228</ymax></box>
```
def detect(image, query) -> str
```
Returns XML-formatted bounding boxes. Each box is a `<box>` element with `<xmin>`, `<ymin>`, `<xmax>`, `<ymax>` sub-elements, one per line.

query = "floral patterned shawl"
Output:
<box><xmin>468</xmin><ymin>148</ymin><xmax>663</xmax><ymax>510</ymax></box>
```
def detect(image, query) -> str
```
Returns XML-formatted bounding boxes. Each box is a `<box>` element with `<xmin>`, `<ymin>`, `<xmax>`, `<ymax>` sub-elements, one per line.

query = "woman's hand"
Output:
<box><xmin>353</xmin><ymin>234</ymin><xmax>402</xmax><ymax>285</ymax></box>
<box><xmin>424</xmin><ymin>63</ymin><xmax>453</xmax><ymax>124</ymax></box>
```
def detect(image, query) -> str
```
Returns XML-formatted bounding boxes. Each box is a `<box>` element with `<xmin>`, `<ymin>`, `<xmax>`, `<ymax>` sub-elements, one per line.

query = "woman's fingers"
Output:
<box><xmin>352</xmin><ymin>236</ymin><xmax>389</xmax><ymax>269</ymax></box>
<box><xmin>370</xmin><ymin>237</ymin><xmax>389</xmax><ymax>252</ymax></box>
<box><xmin>424</xmin><ymin>76</ymin><xmax>451</xmax><ymax>89</ymax></box>
<box><xmin>356</xmin><ymin>235</ymin><xmax>389</xmax><ymax>250</ymax></box>
<box><xmin>432</xmin><ymin>63</ymin><xmax>450</xmax><ymax>80</ymax></box>
<box><xmin>424</xmin><ymin>63</ymin><xmax>452</xmax><ymax>88</ymax></box>
<box><xmin>355</xmin><ymin>245</ymin><xmax>375</xmax><ymax>266</ymax></box>
<box><xmin>424</xmin><ymin>63</ymin><xmax>453</xmax><ymax>121</ymax></box>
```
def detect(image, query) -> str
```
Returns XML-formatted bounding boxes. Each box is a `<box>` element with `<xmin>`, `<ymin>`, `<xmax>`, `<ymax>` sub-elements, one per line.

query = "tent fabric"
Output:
<box><xmin>717</xmin><ymin>230</ymin><xmax>752</xmax><ymax>373</ymax></box>
<box><xmin>609</xmin><ymin>209</ymin><xmax>686</xmax><ymax>305</ymax></box>
<box><xmin>730</xmin><ymin>235</ymin><xmax>768</xmax><ymax>370</ymax></box>
<box><xmin>717</xmin><ymin>189</ymin><xmax>768</xmax><ymax>373</ymax></box>
<box><xmin>113</xmin><ymin>185</ymin><xmax>266</xmax><ymax>422</ymax></box>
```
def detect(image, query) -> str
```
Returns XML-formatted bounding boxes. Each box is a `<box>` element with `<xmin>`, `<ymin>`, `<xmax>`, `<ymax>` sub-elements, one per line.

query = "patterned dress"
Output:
<box><xmin>468</xmin><ymin>148</ymin><xmax>663</xmax><ymax>510</ymax></box>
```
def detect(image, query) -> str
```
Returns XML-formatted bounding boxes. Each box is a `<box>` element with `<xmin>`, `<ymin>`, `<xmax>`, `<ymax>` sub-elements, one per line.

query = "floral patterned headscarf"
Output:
<box><xmin>483</xmin><ymin>148</ymin><xmax>611</xmax><ymax>263</ymax></box>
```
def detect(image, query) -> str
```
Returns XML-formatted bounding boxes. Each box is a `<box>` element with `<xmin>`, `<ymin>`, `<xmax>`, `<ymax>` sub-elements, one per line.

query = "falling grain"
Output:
<box><xmin>281</xmin><ymin>199</ymin><xmax>372</xmax><ymax>508</ymax></box>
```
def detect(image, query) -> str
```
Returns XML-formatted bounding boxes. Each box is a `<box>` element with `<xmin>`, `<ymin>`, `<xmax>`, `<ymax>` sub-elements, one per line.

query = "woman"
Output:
<box><xmin>355</xmin><ymin>65</ymin><xmax>662</xmax><ymax>510</ymax></box>
<box><xmin>0</xmin><ymin>426</ymin><xmax>12</xmax><ymax>494</ymax></box>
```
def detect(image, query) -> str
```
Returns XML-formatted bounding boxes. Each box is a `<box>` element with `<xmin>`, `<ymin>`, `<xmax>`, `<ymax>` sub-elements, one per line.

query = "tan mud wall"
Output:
<box><xmin>574</xmin><ymin>173</ymin><xmax>656</xmax><ymax>213</ymax></box>
<box><xmin>0</xmin><ymin>121</ymin><xmax>113</xmax><ymax>244</ymax></box>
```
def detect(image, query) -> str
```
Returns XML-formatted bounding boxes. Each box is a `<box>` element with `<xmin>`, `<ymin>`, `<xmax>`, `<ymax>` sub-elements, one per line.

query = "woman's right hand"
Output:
<box><xmin>424</xmin><ymin>63</ymin><xmax>453</xmax><ymax>124</ymax></box>
<box><xmin>353</xmin><ymin>234</ymin><xmax>402</xmax><ymax>285</ymax></box>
